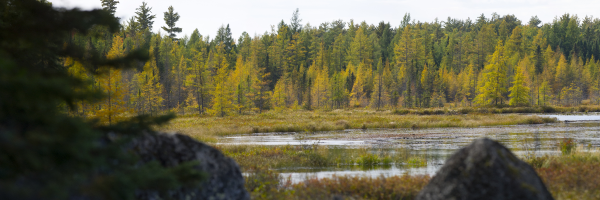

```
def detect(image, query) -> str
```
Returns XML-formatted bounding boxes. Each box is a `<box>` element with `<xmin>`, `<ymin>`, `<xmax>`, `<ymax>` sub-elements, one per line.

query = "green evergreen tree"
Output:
<box><xmin>475</xmin><ymin>41</ymin><xmax>508</xmax><ymax>106</ymax></box>
<box><xmin>135</xmin><ymin>1</ymin><xmax>156</xmax><ymax>31</ymax></box>
<box><xmin>100</xmin><ymin>0</ymin><xmax>119</xmax><ymax>16</ymax></box>
<box><xmin>0</xmin><ymin>1</ymin><xmax>203</xmax><ymax>199</ymax></box>
<box><xmin>509</xmin><ymin>70</ymin><xmax>530</xmax><ymax>106</ymax></box>
<box><xmin>162</xmin><ymin>6</ymin><xmax>182</xmax><ymax>39</ymax></box>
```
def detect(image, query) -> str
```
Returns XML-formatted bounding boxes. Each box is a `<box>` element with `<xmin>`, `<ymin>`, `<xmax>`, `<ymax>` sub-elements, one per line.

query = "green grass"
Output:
<box><xmin>160</xmin><ymin>109</ymin><xmax>557</xmax><ymax>143</ymax></box>
<box><xmin>216</xmin><ymin>144</ymin><xmax>429</xmax><ymax>170</ymax></box>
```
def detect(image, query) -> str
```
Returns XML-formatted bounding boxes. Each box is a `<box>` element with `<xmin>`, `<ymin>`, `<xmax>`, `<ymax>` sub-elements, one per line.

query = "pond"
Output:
<box><xmin>221</xmin><ymin>115</ymin><xmax>600</xmax><ymax>183</ymax></box>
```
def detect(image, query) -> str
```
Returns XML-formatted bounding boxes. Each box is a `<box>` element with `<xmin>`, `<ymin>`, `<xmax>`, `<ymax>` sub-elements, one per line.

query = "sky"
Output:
<box><xmin>48</xmin><ymin>0</ymin><xmax>599</xmax><ymax>40</ymax></box>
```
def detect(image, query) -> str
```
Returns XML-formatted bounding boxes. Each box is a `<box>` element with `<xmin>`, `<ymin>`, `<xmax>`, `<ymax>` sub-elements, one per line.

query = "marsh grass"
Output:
<box><xmin>244</xmin><ymin>147</ymin><xmax>600</xmax><ymax>200</ymax></box>
<box><xmin>246</xmin><ymin>168</ymin><xmax>430</xmax><ymax>200</ymax></box>
<box><xmin>559</xmin><ymin>138</ymin><xmax>576</xmax><ymax>155</ymax></box>
<box><xmin>216</xmin><ymin>144</ymin><xmax>431</xmax><ymax>170</ymax></box>
<box><xmin>526</xmin><ymin>147</ymin><xmax>600</xmax><ymax>200</ymax></box>
<box><xmin>161</xmin><ymin>109</ymin><xmax>556</xmax><ymax>142</ymax></box>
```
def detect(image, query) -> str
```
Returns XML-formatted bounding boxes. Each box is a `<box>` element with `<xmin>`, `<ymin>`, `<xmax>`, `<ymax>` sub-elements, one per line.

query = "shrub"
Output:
<box><xmin>357</xmin><ymin>154</ymin><xmax>380</xmax><ymax>166</ymax></box>
<box><xmin>392</xmin><ymin>109</ymin><xmax>411</xmax><ymax>115</ymax></box>
<box><xmin>459</xmin><ymin>107</ymin><xmax>474</xmax><ymax>114</ymax></box>
<box><xmin>245</xmin><ymin>166</ymin><xmax>285</xmax><ymax>194</ymax></box>
<box><xmin>559</xmin><ymin>138</ymin><xmax>576</xmax><ymax>155</ymax></box>
<box><xmin>541</xmin><ymin>106</ymin><xmax>557</xmax><ymax>113</ymax></box>
<box><xmin>406</xmin><ymin>157</ymin><xmax>427</xmax><ymax>167</ymax></box>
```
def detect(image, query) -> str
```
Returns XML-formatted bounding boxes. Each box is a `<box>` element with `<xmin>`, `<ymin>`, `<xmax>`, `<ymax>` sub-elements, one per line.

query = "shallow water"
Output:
<box><xmin>222</xmin><ymin>114</ymin><xmax>600</xmax><ymax>183</ymax></box>
<box><xmin>537</xmin><ymin>114</ymin><xmax>600</xmax><ymax>121</ymax></box>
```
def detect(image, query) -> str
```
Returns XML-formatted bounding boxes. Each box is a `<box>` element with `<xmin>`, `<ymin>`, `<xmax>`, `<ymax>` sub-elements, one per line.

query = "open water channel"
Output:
<box><xmin>219</xmin><ymin>114</ymin><xmax>600</xmax><ymax>183</ymax></box>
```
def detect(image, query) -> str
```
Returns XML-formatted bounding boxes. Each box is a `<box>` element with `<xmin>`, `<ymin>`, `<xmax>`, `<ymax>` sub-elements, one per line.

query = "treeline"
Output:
<box><xmin>68</xmin><ymin>1</ymin><xmax>600</xmax><ymax>120</ymax></box>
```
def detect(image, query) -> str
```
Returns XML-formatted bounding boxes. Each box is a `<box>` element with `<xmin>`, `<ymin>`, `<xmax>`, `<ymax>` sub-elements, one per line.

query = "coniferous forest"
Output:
<box><xmin>6</xmin><ymin>1</ymin><xmax>600</xmax><ymax>199</ymax></box>
<box><xmin>73</xmin><ymin>1</ymin><xmax>600</xmax><ymax>122</ymax></box>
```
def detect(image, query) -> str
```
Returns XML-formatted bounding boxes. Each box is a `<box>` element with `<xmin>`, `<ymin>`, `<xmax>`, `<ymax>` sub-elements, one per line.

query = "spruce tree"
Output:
<box><xmin>135</xmin><ymin>2</ymin><xmax>156</xmax><ymax>31</ymax></box>
<box><xmin>101</xmin><ymin>0</ymin><xmax>119</xmax><ymax>16</ymax></box>
<box><xmin>475</xmin><ymin>41</ymin><xmax>508</xmax><ymax>106</ymax></box>
<box><xmin>0</xmin><ymin>1</ymin><xmax>203</xmax><ymax>199</ymax></box>
<box><xmin>162</xmin><ymin>6</ymin><xmax>182</xmax><ymax>39</ymax></box>
<box><xmin>509</xmin><ymin>70</ymin><xmax>531</xmax><ymax>106</ymax></box>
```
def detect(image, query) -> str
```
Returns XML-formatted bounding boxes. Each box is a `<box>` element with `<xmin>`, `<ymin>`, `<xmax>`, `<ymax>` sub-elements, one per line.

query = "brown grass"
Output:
<box><xmin>245</xmin><ymin>166</ymin><xmax>430</xmax><ymax>200</ymax></box>
<box><xmin>159</xmin><ymin>109</ymin><xmax>556</xmax><ymax>142</ymax></box>
<box><xmin>243</xmin><ymin>147</ymin><xmax>600</xmax><ymax>200</ymax></box>
<box><xmin>529</xmin><ymin>149</ymin><xmax>600</xmax><ymax>200</ymax></box>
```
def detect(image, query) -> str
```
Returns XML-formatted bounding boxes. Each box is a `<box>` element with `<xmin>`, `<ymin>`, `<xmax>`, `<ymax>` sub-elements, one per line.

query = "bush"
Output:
<box><xmin>357</xmin><ymin>154</ymin><xmax>380</xmax><ymax>166</ymax></box>
<box><xmin>393</xmin><ymin>109</ymin><xmax>411</xmax><ymax>115</ymax></box>
<box><xmin>458</xmin><ymin>107</ymin><xmax>474</xmax><ymax>114</ymax></box>
<box><xmin>560</xmin><ymin>138</ymin><xmax>576</xmax><ymax>155</ymax></box>
<box><xmin>245</xmin><ymin>166</ymin><xmax>285</xmax><ymax>194</ymax></box>
<box><xmin>541</xmin><ymin>106</ymin><xmax>557</xmax><ymax>113</ymax></box>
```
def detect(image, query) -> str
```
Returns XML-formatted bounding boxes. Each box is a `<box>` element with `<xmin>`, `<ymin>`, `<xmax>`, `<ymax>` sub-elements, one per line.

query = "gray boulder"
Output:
<box><xmin>132</xmin><ymin>132</ymin><xmax>249</xmax><ymax>200</ymax></box>
<box><xmin>416</xmin><ymin>138</ymin><xmax>553</xmax><ymax>200</ymax></box>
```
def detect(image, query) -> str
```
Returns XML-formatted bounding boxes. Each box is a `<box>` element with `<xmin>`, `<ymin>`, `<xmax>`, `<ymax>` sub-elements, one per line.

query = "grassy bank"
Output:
<box><xmin>217</xmin><ymin>145</ymin><xmax>428</xmax><ymax>170</ymax></box>
<box><xmin>161</xmin><ymin>109</ymin><xmax>556</xmax><ymax>142</ymax></box>
<box><xmin>245</xmin><ymin>168</ymin><xmax>430</xmax><ymax>200</ymax></box>
<box><xmin>528</xmin><ymin>149</ymin><xmax>600</xmax><ymax>199</ymax></box>
<box><xmin>244</xmin><ymin>149</ymin><xmax>600</xmax><ymax>200</ymax></box>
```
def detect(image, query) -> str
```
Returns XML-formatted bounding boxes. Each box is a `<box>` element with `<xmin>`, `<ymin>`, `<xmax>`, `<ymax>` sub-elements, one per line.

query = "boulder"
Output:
<box><xmin>132</xmin><ymin>132</ymin><xmax>249</xmax><ymax>200</ymax></box>
<box><xmin>416</xmin><ymin>138</ymin><xmax>553</xmax><ymax>200</ymax></box>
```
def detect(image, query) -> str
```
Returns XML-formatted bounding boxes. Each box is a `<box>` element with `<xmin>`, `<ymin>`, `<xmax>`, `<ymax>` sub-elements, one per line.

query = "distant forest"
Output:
<box><xmin>69</xmin><ymin>0</ymin><xmax>600</xmax><ymax>121</ymax></box>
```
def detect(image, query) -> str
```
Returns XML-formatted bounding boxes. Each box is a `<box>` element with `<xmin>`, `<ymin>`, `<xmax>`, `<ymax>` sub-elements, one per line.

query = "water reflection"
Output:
<box><xmin>279</xmin><ymin>165</ymin><xmax>441</xmax><ymax>184</ymax></box>
<box><xmin>224</xmin><ymin>117</ymin><xmax>600</xmax><ymax>183</ymax></box>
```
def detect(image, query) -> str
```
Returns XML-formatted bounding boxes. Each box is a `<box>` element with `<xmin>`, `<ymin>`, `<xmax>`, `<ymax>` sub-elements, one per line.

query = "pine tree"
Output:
<box><xmin>65</xmin><ymin>57</ymin><xmax>91</xmax><ymax>116</ymax></box>
<box><xmin>215</xmin><ymin>24</ymin><xmax>234</xmax><ymax>52</ymax></box>
<box><xmin>0</xmin><ymin>2</ymin><xmax>203</xmax><ymax>198</ymax></box>
<box><xmin>272</xmin><ymin>78</ymin><xmax>287</xmax><ymax>110</ymax></box>
<box><xmin>209</xmin><ymin>57</ymin><xmax>234</xmax><ymax>117</ymax></box>
<box><xmin>590</xmin><ymin>79</ymin><xmax>600</xmax><ymax>104</ymax></box>
<box><xmin>100</xmin><ymin>0</ymin><xmax>119</xmax><ymax>16</ymax></box>
<box><xmin>171</xmin><ymin>54</ymin><xmax>187</xmax><ymax>114</ymax></box>
<box><xmin>250</xmin><ymin>68</ymin><xmax>271</xmax><ymax>113</ymax></box>
<box><xmin>369</xmin><ymin>61</ymin><xmax>388</xmax><ymax>110</ymax></box>
<box><xmin>347</xmin><ymin>27</ymin><xmax>373</xmax><ymax>67</ymax></box>
<box><xmin>135</xmin><ymin>1</ymin><xmax>156</xmax><ymax>31</ymax></box>
<box><xmin>136</xmin><ymin>55</ymin><xmax>164</xmax><ymax>116</ymax></box>
<box><xmin>162</xmin><ymin>6</ymin><xmax>182</xmax><ymax>39</ymax></box>
<box><xmin>534</xmin><ymin>45</ymin><xmax>544</xmax><ymax>74</ymax></box>
<box><xmin>555</xmin><ymin>54</ymin><xmax>570</xmax><ymax>88</ymax></box>
<box><xmin>329</xmin><ymin>72</ymin><xmax>349</xmax><ymax>108</ymax></box>
<box><xmin>395</xmin><ymin>26</ymin><xmax>414</xmax><ymax>70</ymax></box>
<box><xmin>184</xmin><ymin>89</ymin><xmax>199</xmax><ymax>112</ymax></box>
<box><xmin>539</xmin><ymin>80</ymin><xmax>552</xmax><ymax>106</ymax></box>
<box><xmin>509</xmin><ymin>69</ymin><xmax>530</xmax><ymax>106</ymax></box>
<box><xmin>92</xmin><ymin>35</ymin><xmax>130</xmax><ymax>124</ymax></box>
<box><xmin>185</xmin><ymin>48</ymin><xmax>209</xmax><ymax>114</ymax></box>
<box><xmin>350</xmin><ymin>72</ymin><xmax>366</xmax><ymax>107</ymax></box>
<box><xmin>312</xmin><ymin>66</ymin><xmax>330</xmax><ymax>109</ymax></box>
<box><xmin>456</xmin><ymin>64</ymin><xmax>473</xmax><ymax>106</ymax></box>
<box><xmin>475</xmin><ymin>41</ymin><xmax>508</xmax><ymax>106</ymax></box>
<box><xmin>231</xmin><ymin>56</ymin><xmax>249</xmax><ymax>113</ymax></box>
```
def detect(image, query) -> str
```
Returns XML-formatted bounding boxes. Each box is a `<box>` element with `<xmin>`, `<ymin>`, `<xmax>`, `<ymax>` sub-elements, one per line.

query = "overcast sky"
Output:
<box><xmin>49</xmin><ymin>0</ymin><xmax>599</xmax><ymax>40</ymax></box>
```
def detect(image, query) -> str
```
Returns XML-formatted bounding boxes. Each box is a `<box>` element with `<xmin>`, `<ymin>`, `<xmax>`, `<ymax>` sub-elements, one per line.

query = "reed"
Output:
<box><xmin>160</xmin><ymin>109</ymin><xmax>557</xmax><ymax>142</ymax></box>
